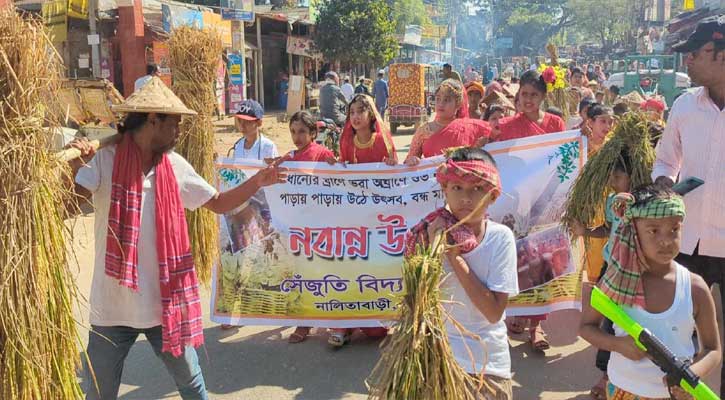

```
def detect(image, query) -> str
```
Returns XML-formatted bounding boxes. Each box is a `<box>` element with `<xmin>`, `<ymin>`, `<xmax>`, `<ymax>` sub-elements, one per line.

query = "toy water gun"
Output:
<box><xmin>590</xmin><ymin>287</ymin><xmax>719</xmax><ymax>400</ymax></box>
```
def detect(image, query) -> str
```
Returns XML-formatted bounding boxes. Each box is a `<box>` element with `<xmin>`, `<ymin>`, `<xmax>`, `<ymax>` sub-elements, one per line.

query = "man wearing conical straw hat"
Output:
<box><xmin>66</xmin><ymin>77</ymin><xmax>287</xmax><ymax>400</ymax></box>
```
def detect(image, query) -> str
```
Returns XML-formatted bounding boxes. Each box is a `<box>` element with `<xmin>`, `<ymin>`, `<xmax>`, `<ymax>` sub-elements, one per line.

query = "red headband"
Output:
<box><xmin>436</xmin><ymin>159</ymin><xmax>502</xmax><ymax>195</ymax></box>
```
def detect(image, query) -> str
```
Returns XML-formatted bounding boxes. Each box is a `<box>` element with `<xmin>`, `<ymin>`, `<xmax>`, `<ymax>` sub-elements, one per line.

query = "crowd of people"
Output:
<box><xmin>63</xmin><ymin>16</ymin><xmax>723</xmax><ymax>400</ymax></box>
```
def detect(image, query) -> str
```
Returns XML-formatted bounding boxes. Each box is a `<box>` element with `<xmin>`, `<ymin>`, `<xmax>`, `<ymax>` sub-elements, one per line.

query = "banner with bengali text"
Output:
<box><xmin>211</xmin><ymin>131</ymin><xmax>587</xmax><ymax>327</ymax></box>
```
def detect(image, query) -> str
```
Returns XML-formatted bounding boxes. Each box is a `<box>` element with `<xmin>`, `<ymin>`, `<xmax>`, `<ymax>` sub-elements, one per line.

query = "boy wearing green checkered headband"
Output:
<box><xmin>579</xmin><ymin>184</ymin><xmax>721</xmax><ymax>399</ymax></box>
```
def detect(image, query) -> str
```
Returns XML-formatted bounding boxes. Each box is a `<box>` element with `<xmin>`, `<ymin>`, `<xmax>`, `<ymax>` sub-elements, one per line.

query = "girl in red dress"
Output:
<box><xmin>404</xmin><ymin>79</ymin><xmax>491</xmax><ymax>165</ymax></box>
<box><xmin>339</xmin><ymin>94</ymin><xmax>397</xmax><ymax>165</ymax></box>
<box><xmin>327</xmin><ymin>94</ymin><xmax>395</xmax><ymax>347</ymax></box>
<box><xmin>494</xmin><ymin>70</ymin><xmax>566</xmax><ymax>143</ymax></box>
<box><xmin>276</xmin><ymin>111</ymin><xmax>335</xmax><ymax>344</ymax></box>
<box><xmin>283</xmin><ymin>111</ymin><xmax>336</xmax><ymax>163</ymax></box>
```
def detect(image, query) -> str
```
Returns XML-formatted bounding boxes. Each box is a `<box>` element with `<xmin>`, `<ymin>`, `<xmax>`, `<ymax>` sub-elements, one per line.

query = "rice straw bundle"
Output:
<box><xmin>168</xmin><ymin>26</ymin><xmax>223</xmax><ymax>284</ymax></box>
<box><xmin>367</xmin><ymin>195</ymin><xmax>495</xmax><ymax>400</ymax></box>
<box><xmin>0</xmin><ymin>8</ymin><xmax>83</xmax><ymax>399</ymax></box>
<box><xmin>542</xmin><ymin>43</ymin><xmax>571</xmax><ymax>121</ymax></box>
<box><xmin>562</xmin><ymin>112</ymin><xmax>656</xmax><ymax>230</ymax></box>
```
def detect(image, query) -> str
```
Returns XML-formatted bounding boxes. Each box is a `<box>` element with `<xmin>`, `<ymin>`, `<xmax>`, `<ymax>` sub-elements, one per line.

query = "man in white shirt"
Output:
<box><xmin>134</xmin><ymin>64</ymin><xmax>160</xmax><ymax>92</ymax></box>
<box><xmin>66</xmin><ymin>77</ymin><xmax>286</xmax><ymax>400</ymax></box>
<box><xmin>341</xmin><ymin>77</ymin><xmax>355</xmax><ymax>102</ymax></box>
<box><xmin>651</xmin><ymin>15</ymin><xmax>725</xmax><ymax>397</ymax></box>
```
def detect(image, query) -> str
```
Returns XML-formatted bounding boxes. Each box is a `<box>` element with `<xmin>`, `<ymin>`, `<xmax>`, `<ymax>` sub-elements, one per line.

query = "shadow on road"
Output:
<box><xmin>84</xmin><ymin>326</ymin><xmax>383</xmax><ymax>400</ymax></box>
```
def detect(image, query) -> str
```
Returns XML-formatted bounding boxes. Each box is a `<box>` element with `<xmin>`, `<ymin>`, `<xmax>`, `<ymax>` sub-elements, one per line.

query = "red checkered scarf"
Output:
<box><xmin>105</xmin><ymin>134</ymin><xmax>203</xmax><ymax>357</ymax></box>
<box><xmin>404</xmin><ymin>158</ymin><xmax>501</xmax><ymax>257</ymax></box>
<box><xmin>598</xmin><ymin>192</ymin><xmax>686</xmax><ymax>307</ymax></box>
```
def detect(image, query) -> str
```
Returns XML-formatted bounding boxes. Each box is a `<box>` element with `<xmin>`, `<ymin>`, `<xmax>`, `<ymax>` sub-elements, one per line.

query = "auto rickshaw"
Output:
<box><xmin>388</xmin><ymin>63</ymin><xmax>440</xmax><ymax>134</ymax></box>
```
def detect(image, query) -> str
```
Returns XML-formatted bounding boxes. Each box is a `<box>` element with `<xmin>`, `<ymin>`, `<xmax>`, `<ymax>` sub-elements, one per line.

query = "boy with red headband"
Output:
<box><xmin>406</xmin><ymin>147</ymin><xmax>519</xmax><ymax>399</ymax></box>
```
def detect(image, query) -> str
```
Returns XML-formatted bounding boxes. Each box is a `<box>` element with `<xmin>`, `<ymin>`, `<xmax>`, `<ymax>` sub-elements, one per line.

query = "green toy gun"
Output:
<box><xmin>590</xmin><ymin>286</ymin><xmax>719</xmax><ymax>400</ymax></box>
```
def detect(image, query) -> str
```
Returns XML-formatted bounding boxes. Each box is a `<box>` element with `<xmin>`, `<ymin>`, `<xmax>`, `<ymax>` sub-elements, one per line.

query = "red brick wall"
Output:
<box><xmin>116</xmin><ymin>0</ymin><xmax>146</xmax><ymax>96</ymax></box>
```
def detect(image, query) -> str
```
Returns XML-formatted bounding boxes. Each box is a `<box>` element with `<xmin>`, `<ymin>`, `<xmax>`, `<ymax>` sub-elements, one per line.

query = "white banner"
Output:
<box><xmin>211</xmin><ymin>130</ymin><xmax>587</xmax><ymax>326</ymax></box>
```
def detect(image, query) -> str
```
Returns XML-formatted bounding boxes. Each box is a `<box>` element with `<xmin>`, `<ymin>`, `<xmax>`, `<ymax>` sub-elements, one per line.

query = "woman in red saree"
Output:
<box><xmin>494</xmin><ymin>70</ymin><xmax>566</xmax><ymax>143</ymax></box>
<box><xmin>496</xmin><ymin>70</ymin><xmax>566</xmax><ymax>352</ymax></box>
<box><xmin>404</xmin><ymin>79</ymin><xmax>491</xmax><ymax>166</ymax></box>
<box><xmin>338</xmin><ymin>94</ymin><xmax>397</xmax><ymax>165</ymax></box>
<box><xmin>328</xmin><ymin>94</ymin><xmax>394</xmax><ymax>347</ymax></box>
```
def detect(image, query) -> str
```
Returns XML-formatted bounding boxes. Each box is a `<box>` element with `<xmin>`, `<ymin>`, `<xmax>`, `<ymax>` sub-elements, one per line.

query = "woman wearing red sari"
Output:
<box><xmin>494</xmin><ymin>70</ymin><xmax>566</xmax><ymax>143</ymax></box>
<box><xmin>404</xmin><ymin>79</ymin><xmax>491</xmax><ymax>166</ymax></box>
<box><xmin>497</xmin><ymin>70</ymin><xmax>566</xmax><ymax>352</ymax></box>
<box><xmin>327</xmin><ymin>94</ymin><xmax>395</xmax><ymax>347</ymax></box>
<box><xmin>338</xmin><ymin>94</ymin><xmax>397</xmax><ymax>165</ymax></box>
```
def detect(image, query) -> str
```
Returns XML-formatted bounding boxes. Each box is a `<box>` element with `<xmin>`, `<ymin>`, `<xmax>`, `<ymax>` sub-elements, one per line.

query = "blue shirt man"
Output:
<box><xmin>373</xmin><ymin>70</ymin><xmax>389</xmax><ymax>118</ymax></box>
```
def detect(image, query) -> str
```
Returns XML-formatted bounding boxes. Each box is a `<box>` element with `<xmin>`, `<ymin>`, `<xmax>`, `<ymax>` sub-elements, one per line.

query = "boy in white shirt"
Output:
<box><xmin>230</xmin><ymin>99</ymin><xmax>279</xmax><ymax>161</ymax></box>
<box><xmin>412</xmin><ymin>147</ymin><xmax>518</xmax><ymax>399</ymax></box>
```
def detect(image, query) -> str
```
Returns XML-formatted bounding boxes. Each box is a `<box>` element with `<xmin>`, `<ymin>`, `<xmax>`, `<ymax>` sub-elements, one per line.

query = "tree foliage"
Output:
<box><xmin>489</xmin><ymin>0</ymin><xmax>574</xmax><ymax>54</ymax></box>
<box><xmin>567</xmin><ymin>0</ymin><xmax>632</xmax><ymax>53</ymax></box>
<box><xmin>313</xmin><ymin>0</ymin><xmax>399</xmax><ymax>66</ymax></box>
<box><xmin>387</xmin><ymin>0</ymin><xmax>431</xmax><ymax>33</ymax></box>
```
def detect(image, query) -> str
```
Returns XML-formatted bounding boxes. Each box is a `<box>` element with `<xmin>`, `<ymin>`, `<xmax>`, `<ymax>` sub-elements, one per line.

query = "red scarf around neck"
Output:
<box><xmin>105</xmin><ymin>134</ymin><xmax>203</xmax><ymax>357</ymax></box>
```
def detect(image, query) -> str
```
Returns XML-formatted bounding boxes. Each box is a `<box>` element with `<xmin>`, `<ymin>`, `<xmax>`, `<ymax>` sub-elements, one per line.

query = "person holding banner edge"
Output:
<box><xmin>65</xmin><ymin>77</ymin><xmax>288</xmax><ymax>400</ymax></box>
<box><xmin>276</xmin><ymin>110</ymin><xmax>335</xmax><ymax>343</ymax></box>
<box><xmin>327</xmin><ymin>94</ymin><xmax>397</xmax><ymax>347</ymax></box>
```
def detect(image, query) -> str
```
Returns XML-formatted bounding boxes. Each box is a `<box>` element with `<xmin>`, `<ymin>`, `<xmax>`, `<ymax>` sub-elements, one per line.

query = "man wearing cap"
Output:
<box><xmin>319</xmin><ymin>71</ymin><xmax>347</xmax><ymax>126</ymax></box>
<box><xmin>652</xmin><ymin>15</ymin><xmax>725</xmax><ymax>396</ymax></box>
<box><xmin>443</xmin><ymin>63</ymin><xmax>462</xmax><ymax>82</ymax></box>
<box><xmin>65</xmin><ymin>77</ymin><xmax>287</xmax><ymax>400</ymax></box>
<box><xmin>373</xmin><ymin>69</ymin><xmax>389</xmax><ymax>119</ymax></box>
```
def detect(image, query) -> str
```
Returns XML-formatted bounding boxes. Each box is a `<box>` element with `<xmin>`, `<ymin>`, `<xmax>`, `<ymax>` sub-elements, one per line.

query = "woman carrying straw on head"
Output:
<box><xmin>404</xmin><ymin>79</ymin><xmax>491</xmax><ymax>166</ymax></box>
<box><xmin>64</xmin><ymin>77</ymin><xmax>287</xmax><ymax>400</ymax></box>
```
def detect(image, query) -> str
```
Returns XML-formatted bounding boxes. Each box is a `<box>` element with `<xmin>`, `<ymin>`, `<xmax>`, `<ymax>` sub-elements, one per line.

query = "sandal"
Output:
<box><xmin>328</xmin><ymin>330</ymin><xmax>351</xmax><ymax>347</ymax></box>
<box><xmin>530</xmin><ymin>326</ymin><xmax>550</xmax><ymax>351</ymax></box>
<box><xmin>589</xmin><ymin>374</ymin><xmax>608</xmax><ymax>400</ymax></box>
<box><xmin>288</xmin><ymin>327</ymin><xmax>311</xmax><ymax>344</ymax></box>
<box><xmin>506</xmin><ymin>317</ymin><xmax>526</xmax><ymax>335</ymax></box>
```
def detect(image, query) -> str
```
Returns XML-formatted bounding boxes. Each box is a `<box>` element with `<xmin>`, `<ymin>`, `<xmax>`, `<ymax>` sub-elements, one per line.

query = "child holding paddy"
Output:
<box><xmin>407</xmin><ymin>147</ymin><xmax>518</xmax><ymax>399</ymax></box>
<box><xmin>579</xmin><ymin>184</ymin><xmax>721</xmax><ymax>400</ymax></box>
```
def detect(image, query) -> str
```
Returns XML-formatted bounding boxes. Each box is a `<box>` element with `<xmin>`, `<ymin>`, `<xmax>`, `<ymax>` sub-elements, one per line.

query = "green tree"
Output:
<box><xmin>387</xmin><ymin>0</ymin><xmax>430</xmax><ymax>33</ymax></box>
<box><xmin>313</xmin><ymin>0</ymin><xmax>399</xmax><ymax>66</ymax></box>
<box><xmin>567</xmin><ymin>0</ymin><xmax>631</xmax><ymax>54</ymax></box>
<box><xmin>486</xmin><ymin>0</ymin><xmax>574</xmax><ymax>54</ymax></box>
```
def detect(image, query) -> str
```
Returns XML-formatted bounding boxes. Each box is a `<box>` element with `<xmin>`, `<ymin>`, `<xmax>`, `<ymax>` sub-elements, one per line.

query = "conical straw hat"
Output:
<box><xmin>482</xmin><ymin>89</ymin><xmax>515</xmax><ymax>110</ymax></box>
<box><xmin>112</xmin><ymin>76</ymin><xmax>197</xmax><ymax>115</ymax></box>
<box><xmin>620</xmin><ymin>91</ymin><xmax>646</xmax><ymax>107</ymax></box>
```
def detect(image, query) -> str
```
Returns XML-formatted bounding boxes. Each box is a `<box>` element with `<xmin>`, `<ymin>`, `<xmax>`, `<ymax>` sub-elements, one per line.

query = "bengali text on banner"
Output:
<box><xmin>211</xmin><ymin>130</ymin><xmax>588</xmax><ymax>327</ymax></box>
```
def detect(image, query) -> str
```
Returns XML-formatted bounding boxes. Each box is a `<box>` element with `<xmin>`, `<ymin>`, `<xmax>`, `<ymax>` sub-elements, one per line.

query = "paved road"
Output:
<box><xmin>68</xmin><ymin>124</ymin><xmax>721</xmax><ymax>400</ymax></box>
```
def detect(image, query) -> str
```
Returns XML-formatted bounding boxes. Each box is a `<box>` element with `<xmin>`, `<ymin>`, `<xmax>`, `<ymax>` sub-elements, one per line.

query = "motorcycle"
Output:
<box><xmin>315</xmin><ymin>118</ymin><xmax>341</xmax><ymax>157</ymax></box>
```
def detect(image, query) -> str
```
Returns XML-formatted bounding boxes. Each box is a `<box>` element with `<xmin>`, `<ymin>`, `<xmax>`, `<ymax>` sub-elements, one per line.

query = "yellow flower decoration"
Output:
<box><xmin>538</xmin><ymin>63</ymin><xmax>568</xmax><ymax>93</ymax></box>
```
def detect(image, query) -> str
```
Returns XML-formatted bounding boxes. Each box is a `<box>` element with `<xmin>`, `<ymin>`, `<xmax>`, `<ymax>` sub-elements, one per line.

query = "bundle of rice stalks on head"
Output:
<box><xmin>541</xmin><ymin>43</ymin><xmax>571</xmax><ymax>122</ymax></box>
<box><xmin>0</xmin><ymin>8</ymin><xmax>83</xmax><ymax>399</ymax></box>
<box><xmin>367</xmin><ymin>195</ymin><xmax>494</xmax><ymax>400</ymax></box>
<box><xmin>562</xmin><ymin>112</ymin><xmax>656</xmax><ymax>232</ymax></box>
<box><xmin>168</xmin><ymin>26</ymin><xmax>223</xmax><ymax>284</ymax></box>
